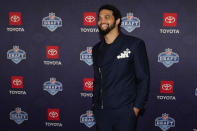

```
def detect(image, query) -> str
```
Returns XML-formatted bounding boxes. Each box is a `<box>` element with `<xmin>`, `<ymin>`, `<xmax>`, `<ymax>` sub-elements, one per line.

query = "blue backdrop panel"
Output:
<box><xmin>0</xmin><ymin>0</ymin><xmax>197</xmax><ymax>131</ymax></box>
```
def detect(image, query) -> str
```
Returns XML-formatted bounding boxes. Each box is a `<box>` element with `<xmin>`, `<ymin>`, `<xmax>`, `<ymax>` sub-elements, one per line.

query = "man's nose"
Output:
<box><xmin>99</xmin><ymin>18</ymin><xmax>106</xmax><ymax>24</ymax></box>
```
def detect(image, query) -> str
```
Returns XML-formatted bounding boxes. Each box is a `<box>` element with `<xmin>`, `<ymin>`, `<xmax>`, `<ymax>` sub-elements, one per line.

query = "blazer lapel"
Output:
<box><xmin>97</xmin><ymin>33</ymin><xmax>124</xmax><ymax>67</ymax></box>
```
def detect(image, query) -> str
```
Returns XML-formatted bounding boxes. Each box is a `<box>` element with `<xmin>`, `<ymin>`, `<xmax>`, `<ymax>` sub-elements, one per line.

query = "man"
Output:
<box><xmin>92</xmin><ymin>4</ymin><xmax>150</xmax><ymax>131</ymax></box>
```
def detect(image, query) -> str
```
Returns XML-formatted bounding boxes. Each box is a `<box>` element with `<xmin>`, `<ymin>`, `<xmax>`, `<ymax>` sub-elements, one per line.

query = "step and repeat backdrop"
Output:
<box><xmin>0</xmin><ymin>0</ymin><xmax>197</xmax><ymax>131</ymax></box>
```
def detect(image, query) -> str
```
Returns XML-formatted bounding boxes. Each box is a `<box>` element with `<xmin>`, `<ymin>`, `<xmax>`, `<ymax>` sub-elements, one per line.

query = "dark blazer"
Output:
<box><xmin>92</xmin><ymin>32</ymin><xmax>150</xmax><ymax>110</ymax></box>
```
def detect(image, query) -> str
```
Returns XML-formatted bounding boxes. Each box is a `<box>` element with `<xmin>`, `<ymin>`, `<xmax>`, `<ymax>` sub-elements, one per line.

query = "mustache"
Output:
<box><xmin>99</xmin><ymin>23</ymin><xmax>109</xmax><ymax>26</ymax></box>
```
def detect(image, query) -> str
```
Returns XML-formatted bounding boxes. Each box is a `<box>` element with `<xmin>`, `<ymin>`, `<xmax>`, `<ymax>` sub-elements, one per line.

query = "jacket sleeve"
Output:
<box><xmin>133</xmin><ymin>40</ymin><xmax>150</xmax><ymax>109</ymax></box>
<box><xmin>92</xmin><ymin>46</ymin><xmax>100</xmax><ymax>106</ymax></box>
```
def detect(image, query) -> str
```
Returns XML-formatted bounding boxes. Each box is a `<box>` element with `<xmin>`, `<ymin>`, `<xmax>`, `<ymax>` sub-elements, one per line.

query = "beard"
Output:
<box><xmin>98</xmin><ymin>21</ymin><xmax>116</xmax><ymax>36</ymax></box>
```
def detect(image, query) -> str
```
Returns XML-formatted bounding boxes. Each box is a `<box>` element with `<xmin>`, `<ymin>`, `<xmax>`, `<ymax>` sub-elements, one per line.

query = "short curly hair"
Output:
<box><xmin>98</xmin><ymin>4</ymin><xmax>122</xmax><ymax>26</ymax></box>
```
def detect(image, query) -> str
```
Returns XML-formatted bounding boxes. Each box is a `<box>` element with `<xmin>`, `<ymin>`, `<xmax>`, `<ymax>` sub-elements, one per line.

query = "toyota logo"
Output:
<box><xmin>162</xmin><ymin>84</ymin><xmax>172</xmax><ymax>91</ymax></box>
<box><xmin>85</xmin><ymin>81</ymin><xmax>93</xmax><ymax>88</ymax></box>
<box><xmin>48</xmin><ymin>49</ymin><xmax>57</xmax><ymax>56</ymax></box>
<box><xmin>10</xmin><ymin>15</ymin><xmax>20</xmax><ymax>23</ymax></box>
<box><xmin>85</xmin><ymin>16</ymin><xmax>95</xmax><ymax>23</ymax></box>
<box><xmin>13</xmin><ymin>79</ymin><xmax>22</xmax><ymax>86</ymax></box>
<box><xmin>49</xmin><ymin>111</ymin><xmax>58</xmax><ymax>118</ymax></box>
<box><xmin>165</xmin><ymin>16</ymin><xmax>175</xmax><ymax>24</ymax></box>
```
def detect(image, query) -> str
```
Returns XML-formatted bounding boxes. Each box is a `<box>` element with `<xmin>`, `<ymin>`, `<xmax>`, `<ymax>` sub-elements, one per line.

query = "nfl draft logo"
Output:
<box><xmin>158</xmin><ymin>48</ymin><xmax>179</xmax><ymax>68</ymax></box>
<box><xmin>80</xmin><ymin>47</ymin><xmax>93</xmax><ymax>66</ymax></box>
<box><xmin>43</xmin><ymin>78</ymin><xmax>63</xmax><ymax>95</ymax></box>
<box><xmin>80</xmin><ymin>110</ymin><xmax>95</xmax><ymax>128</ymax></box>
<box><xmin>7</xmin><ymin>46</ymin><xmax>26</xmax><ymax>64</ymax></box>
<box><xmin>155</xmin><ymin>113</ymin><xmax>175</xmax><ymax>131</ymax></box>
<box><xmin>10</xmin><ymin>107</ymin><xmax>28</xmax><ymax>124</ymax></box>
<box><xmin>42</xmin><ymin>13</ymin><xmax>62</xmax><ymax>32</ymax></box>
<box><xmin>121</xmin><ymin>12</ymin><xmax>140</xmax><ymax>32</ymax></box>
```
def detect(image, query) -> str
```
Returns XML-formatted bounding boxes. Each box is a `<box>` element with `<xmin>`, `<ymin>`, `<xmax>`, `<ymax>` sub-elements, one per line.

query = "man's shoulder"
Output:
<box><xmin>92</xmin><ymin>41</ymin><xmax>102</xmax><ymax>51</ymax></box>
<box><xmin>119</xmin><ymin>33</ymin><xmax>145</xmax><ymax>51</ymax></box>
<box><xmin>122</xmin><ymin>33</ymin><xmax>144</xmax><ymax>44</ymax></box>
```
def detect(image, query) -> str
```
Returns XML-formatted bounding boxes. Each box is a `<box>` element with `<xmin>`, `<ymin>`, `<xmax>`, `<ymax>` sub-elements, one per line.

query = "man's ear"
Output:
<box><xmin>116</xmin><ymin>18</ymin><xmax>120</xmax><ymax>25</ymax></box>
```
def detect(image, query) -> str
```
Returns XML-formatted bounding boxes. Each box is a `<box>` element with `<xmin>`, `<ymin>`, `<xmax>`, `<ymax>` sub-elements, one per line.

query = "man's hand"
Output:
<box><xmin>133</xmin><ymin>107</ymin><xmax>140</xmax><ymax>117</ymax></box>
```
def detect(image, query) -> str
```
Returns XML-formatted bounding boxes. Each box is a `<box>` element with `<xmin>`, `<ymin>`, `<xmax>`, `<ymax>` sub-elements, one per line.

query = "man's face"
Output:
<box><xmin>98</xmin><ymin>9</ymin><xmax>117</xmax><ymax>36</ymax></box>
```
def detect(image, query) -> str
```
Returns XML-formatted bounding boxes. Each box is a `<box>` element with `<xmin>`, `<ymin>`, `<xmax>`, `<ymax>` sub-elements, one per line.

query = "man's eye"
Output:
<box><xmin>105</xmin><ymin>16</ymin><xmax>110</xmax><ymax>19</ymax></box>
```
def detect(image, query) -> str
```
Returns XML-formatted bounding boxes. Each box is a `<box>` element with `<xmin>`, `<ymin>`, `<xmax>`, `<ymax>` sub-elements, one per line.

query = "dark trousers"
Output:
<box><xmin>94</xmin><ymin>105</ymin><xmax>137</xmax><ymax>131</ymax></box>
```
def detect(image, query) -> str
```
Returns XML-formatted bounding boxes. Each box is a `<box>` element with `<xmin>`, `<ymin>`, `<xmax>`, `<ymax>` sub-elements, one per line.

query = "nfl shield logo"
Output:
<box><xmin>155</xmin><ymin>113</ymin><xmax>175</xmax><ymax>131</ymax></box>
<box><xmin>80</xmin><ymin>47</ymin><xmax>93</xmax><ymax>66</ymax></box>
<box><xmin>80</xmin><ymin>110</ymin><xmax>95</xmax><ymax>128</ymax></box>
<box><xmin>7</xmin><ymin>46</ymin><xmax>26</xmax><ymax>64</ymax></box>
<box><xmin>158</xmin><ymin>48</ymin><xmax>179</xmax><ymax>68</ymax></box>
<box><xmin>10</xmin><ymin>107</ymin><xmax>28</xmax><ymax>124</ymax></box>
<box><xmin>43</xmin><ymin>77</ymin><xmax>63</xmax><ymax>95</ymax></box>
<box><xmin>42</xmin><ymin>12</ymin><xmax>62</xmax><ymax>32</ymax></box>
<box><xmin>121</xmin><ymin>12</ymin><xmax>140</xmax><ymax>32</ymax></box>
